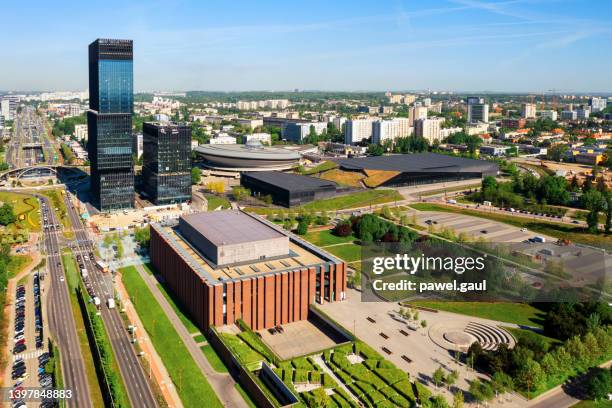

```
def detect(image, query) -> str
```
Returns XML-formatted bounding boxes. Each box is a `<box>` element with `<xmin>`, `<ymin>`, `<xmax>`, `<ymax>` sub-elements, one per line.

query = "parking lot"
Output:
<box><xmin>6</xmin><ymin>270</ymin><xmax>55</xmax><ymax>408</ymax></box>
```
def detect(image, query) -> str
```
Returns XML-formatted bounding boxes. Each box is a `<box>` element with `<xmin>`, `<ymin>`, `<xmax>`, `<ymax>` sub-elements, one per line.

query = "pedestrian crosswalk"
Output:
<box><xmin>12</xmin><ymin>349</ymin><xmax>44</xmax><ymax>362</ymax></box>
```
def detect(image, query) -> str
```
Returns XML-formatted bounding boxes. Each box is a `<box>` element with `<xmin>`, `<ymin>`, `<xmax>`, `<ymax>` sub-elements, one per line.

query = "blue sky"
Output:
<box><xmin>2</xmin><ymin>0</ymin><xmax>612</xmax><ymax>92</ymax></box>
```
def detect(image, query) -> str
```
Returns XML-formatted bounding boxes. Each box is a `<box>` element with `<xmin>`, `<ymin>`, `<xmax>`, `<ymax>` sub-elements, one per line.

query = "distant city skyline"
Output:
<box><xmin>2</xmin><ymin>0</ymin><xmax>612</xmax><ymax>92</ymax></box>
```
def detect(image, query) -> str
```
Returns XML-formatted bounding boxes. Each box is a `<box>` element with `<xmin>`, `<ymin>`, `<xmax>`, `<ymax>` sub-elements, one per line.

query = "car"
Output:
<box><xmin>59</xmin><ymin>276</ymin><xmax>64</xmax><ymax>282</ymax></box>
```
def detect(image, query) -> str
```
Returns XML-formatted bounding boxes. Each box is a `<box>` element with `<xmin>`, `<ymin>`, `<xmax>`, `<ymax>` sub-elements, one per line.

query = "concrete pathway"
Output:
<box><xmin>132</xmin><ymin>263</ymin><xmax>248</xmax><ymax>408</ymax></box>
<box><xmin>311</xmin><ymin>354</ymin><xmax>361</xmax><ymax>406</ymax></box>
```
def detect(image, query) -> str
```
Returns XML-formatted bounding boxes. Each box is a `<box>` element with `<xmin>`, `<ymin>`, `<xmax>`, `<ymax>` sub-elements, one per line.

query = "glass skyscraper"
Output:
<box><xmin>88</xmin><ymin>39</ymin><xmax>134</xmax><ymax>210</ymax></box>
<box><xmin>142</xmin><ymin>122</ymin><xmax>192</xmax><ymax>205</ymax></box>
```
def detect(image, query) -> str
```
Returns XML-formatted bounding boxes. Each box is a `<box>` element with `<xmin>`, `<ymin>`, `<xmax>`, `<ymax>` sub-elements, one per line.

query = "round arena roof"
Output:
<box><xmin>194</xmin><ymin>140</ymin><xmax>301</xmax><ymax>171</ymax></box>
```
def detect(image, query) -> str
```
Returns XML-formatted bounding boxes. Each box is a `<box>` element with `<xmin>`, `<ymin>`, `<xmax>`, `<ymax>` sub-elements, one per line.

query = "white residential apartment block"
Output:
<box><xmin>372</xmin><ymin>118</ymin><xmax>413</xmax><ymax>144</ymax></box>
<box><xmin>236</xmin><ymin>99</ymin><xmax>289</xmax><ymax>110</ymax></box>
<box><xmin>539</xmin><ymin>110</ymin><xmax>558</xmax><ymax>121</ymax></box>
<box><xmin>408</xmin><ymin>106</ymin><xmax>428</xmax><ymax>126</ymax></box>
<box><xmin>246</xmin><ymin>133</ymin><xmax>272</xmax><ymax>144</ymax></box>
<box><xmin>590</xmin><ymin>97</ymin><xmax>607</xmax><ymax>113</ymax></box>
<box><xmin>74</xmin><ymin>124</ymin><xmax>88</xmax><ymax>141</ymax></box>
<box><xmin>414</xmin><ymin>117</ymin><xmax>444</xmax><ymax>144</ymax></box>
<box><xmin>344</xmin><ymin>119</ymin><xmax>374</xmax><ymax>144</ymax></box>
<box><xmin>521</xmin><ymin>103</ymin><xmax>537</xmax><ymax>119</ymax></box>
<box><xmin>210</xmin><ymin>135</ymin><xmax>237</xmax><ymax>145</ymax></box>
<box><xmin>236</xmin><ymin>118</ymin><xmax>264</xmax><ymax>129</ymax></box>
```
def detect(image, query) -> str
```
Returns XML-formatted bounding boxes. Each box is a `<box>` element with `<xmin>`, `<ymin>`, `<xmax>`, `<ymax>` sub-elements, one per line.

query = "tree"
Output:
<box><xmin>0</xmin><ymin>203</ymin><xmax>16</xmax><ymax>226</ymax></box>
<box><xmin>585</xmin><ymin>367</ymin><xmax>611</xmax><ymax>401</ymax></box>
<box><xmin>445</xmin><ymin>370</ymin><xmax>459</xmax><ymax>390</ymax></box>
<box><xmin>432</xmin><ymin>367</ymin><xmax>445</xmax><ymax>388</ymax></box>
<box><xmin>515</xmin><ymin>359</ymin><xmax>545</xmax><ymax>397</ymax></box>
<box><xmin>605</xmin><ymin>192</ymin><xmax>612</xmax><ymax>234</ymax></box>
<box><xmin>491</xmin><ymin>371</ymin><xmax>513</xmax><ymax>397</ymax></box>
<box><xmin>546</xmin><ymin>144</ymin><xmax>569</xmax><ymax>161</ymax></box>
<box><xmin>191</xmin><ymin>167</ymin><xmax>202</xmax><ymax>185</ymax></box>
<box><xmin>421</xmin><ymin>320</ymin><xmax>427</xmax><ymax>329</ymax></box>
<box><xmin>538</xmin><ymin>176</ymin><xmax>570</xmax><ymax>205</ymax></box>
<box><xmin>296</xmin><ymin>219</ymin><xmax>309</xmax><ymax>235</ymax></box>
<box><xmin>367</xmin><ymin>144</ymin><xmax>384</xmax><ymax>156</ymax></box>
<box><xmin>332</xmin><ymin>221</ymin><xmax>352</xmax><ymax>237</ymax></box>
<box><xmin>430</xmin><ymin>395</ymin><xmax>450</xmax><ymax>408</ymax></box>
<box><xmin>581</xmin><ymin>190</ymin><xmax>605</xmax><ymax>233</ymax></box>
<box><xmin>452</xmin><ymin>391</ymin><xmax>464</xmax><ymax>408</ymax></box>
<box><xmin>482</xmin><ymin>176</ymin><xmax>498</xmax><ymax>191</ymax></box>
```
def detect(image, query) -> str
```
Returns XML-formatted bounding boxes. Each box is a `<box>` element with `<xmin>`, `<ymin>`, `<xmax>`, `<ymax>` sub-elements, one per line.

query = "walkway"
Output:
<box><xmin>311</xmin><ymin>355</ymin><xmax>361</xmax><ymax>405</ymax></box>
<box><xmin>132</xmin><ymin>264</ymin><xmax>248</xmax><ymax>408</ymax></box>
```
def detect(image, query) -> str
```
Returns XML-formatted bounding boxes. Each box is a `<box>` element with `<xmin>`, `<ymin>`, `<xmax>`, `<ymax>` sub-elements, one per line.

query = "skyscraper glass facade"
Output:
<box><xmin>142</xmin><ymin>122</ymin><xmax>192</xmax><ymax>205</ymax></box>
<box><xmin>88</xmin><ymin>39</ymin><xmax>134</xmax><ymax>210</ymax></box>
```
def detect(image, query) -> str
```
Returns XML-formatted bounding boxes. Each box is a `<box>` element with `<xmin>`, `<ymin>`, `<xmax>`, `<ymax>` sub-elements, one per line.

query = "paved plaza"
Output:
<box><xmin>258</xmin><ymin>319</ymin><xmax>342</xmax><ymax>360</ymax></box>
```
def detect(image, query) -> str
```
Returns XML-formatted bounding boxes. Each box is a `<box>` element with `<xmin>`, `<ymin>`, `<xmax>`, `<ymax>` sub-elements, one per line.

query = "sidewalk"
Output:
<box><xmin>115</xmin><ymin>275</ymin><xmax>183</xmax><ymax>408</ymax></box>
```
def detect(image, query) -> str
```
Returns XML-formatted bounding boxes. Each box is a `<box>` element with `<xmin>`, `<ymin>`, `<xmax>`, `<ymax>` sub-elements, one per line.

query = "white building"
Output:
<box><xmin>236</xmin><ymin>118</ymin><xmax>264</xmax><ymax>129</ymax></box>
<box><xmin>521</xmin><ymin>103</ymin><xmax>537</xmax><ymax>119</ymax></box>
<box><xmin>0</xmin><ymin>96</ymin><xmax>19</xmax><ymax>121</ymax></box>
<box><xmin>539</xmin><ymin>110</ymin><xmax>558</xmax><ymax>121</ymax></box>
<box><xmin>74</xmin><ymin>124</ymin><xmax>88</xmax><ymax>141</ymax></box>
<box><xmin>372</xmin><ymin>118</ymin><xmax>412</xmax><ymax>144</ymax></box>
<box><xmin>191</xmin><ymin>140</ymin><xmax>199</xmax><ymax>150</ymax></box>
<box><xmin>561</xmin><ymin>110</ymin><xmax>578</xmax><ymax>120</ymax></box>
<box><xmin>590</xmin><ymin>97</ymin><xmax>607</xmax><ymax>113</ymax></box>
<box><xmin>577</xmin><ymin>108</ymin><xmax>590</xmax><ymax>119</ymax></box>
<box><xmin>414</xmin><ymin>117</ymin><xmax>444</xmax><ymax>144</ymax></box>
<box><xmin>332</xmin><ymin>116</ymin><xmax>347</xmax><ymax>131</ymax></box>
<box><xmin>408</xmin><ymin>106</ymin><xmax>428</xmax><ymax>126</ymax></box>
<box><xmin>344</xmin><ymin>119</ymin><xmax>374</xmax><ymax>144</ymax></box>
<box><xmin>246</xmin><ymin>132</ymin><xmax>271</xmax><ymax>144</ymax></box>
<box><xmin>440</xmin><ymin>126</ymin><xmax>463</xmax><ymax>139</ymax></box>
<box><xmin>209</xmin><ymin>135</ymin><xmax>237</xmax><ymax>145</ymax></box>
<box><xmin>466</xmin><ymin>122</ymin><xmax>490</xmax><ymax>135</ymax></box>
<box><xmin>133</xmin><ymin>133</ymin><xmax>143</xmax><ymax>159</ymax></box>
<box><xmin>154</xmin><ymin>114</ymin><xmax>170</xmax><ymax>121</ymax></box>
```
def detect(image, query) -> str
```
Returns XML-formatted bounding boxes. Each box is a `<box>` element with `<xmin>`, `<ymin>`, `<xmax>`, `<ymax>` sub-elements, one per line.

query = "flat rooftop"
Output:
<box><xmin>242</xmin><ymin>171</ymin><xmax>337</xmax><ymax>192</ymax></box>
<box><xmin>155</xmin><ymin>212</ymin><xmax>340</xmax><ymax>284</ymax></box>
<box><xmin>335</xmin><ymin>153</ymin><xmax>499</xmax><ymax>173</ymax></box>
<box><xmin>181</xmin><ymin>210</ymin><xmax>284</xmax><ymax>246</ymax></box>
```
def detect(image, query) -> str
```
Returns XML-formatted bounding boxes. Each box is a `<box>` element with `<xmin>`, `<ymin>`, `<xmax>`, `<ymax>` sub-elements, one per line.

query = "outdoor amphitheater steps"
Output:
<box><xmin>429</xmin><ymin>320</ymin><xmax>516</xmax><ymax>353</ymax></box>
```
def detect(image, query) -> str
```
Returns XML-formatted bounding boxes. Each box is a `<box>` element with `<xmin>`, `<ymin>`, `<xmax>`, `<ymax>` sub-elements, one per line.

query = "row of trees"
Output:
<box><xmin>333</xmin><ymin>214</ymin><xmax>417</xmax><ymax>244</ymax></box>
<box><xmin>51</xmin><ymin>114</ymin><xmax>86</xmax><ymax>137</ymax></box>
<box><xmin>468</xmin><ymin>326</ymin><xmax>611</xmax><ymax>398</ymax></box>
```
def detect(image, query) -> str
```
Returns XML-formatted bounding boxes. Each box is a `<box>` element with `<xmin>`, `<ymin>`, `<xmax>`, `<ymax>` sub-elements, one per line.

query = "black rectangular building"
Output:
<box><xmin>241</xmin><ymin>171</ymin><xmax>338</xmax><ymax>207</ymax></box>
<box><xmin>142</xmin><ymin>122</ymin><xmax>192</xmax><ymax>205</ymax></box>
<box><xmin>88</xmin><ymin>39</ymin><xmax>135</xmax><ymax>210</ymax></box>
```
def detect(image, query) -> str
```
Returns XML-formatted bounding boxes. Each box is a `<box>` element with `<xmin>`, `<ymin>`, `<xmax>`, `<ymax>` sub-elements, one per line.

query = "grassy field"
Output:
<box><xmin>407</xmin><ymin>300</ymin><xmax>545</xmax><ymax>328</ymax></box>
<box><xmin>7</xmin><ymin>255</ymin><xmax>33</xmax><ymax>279</ymax></box>
<box><xmin>303</xmin><ymin>229</ymin><xmax>355</xmax><ymax>246</ymax></box>
<box><xmin>201</xmin><ymin>344</ymin><xmax>229</xmax><ymax>373</ymax></box>
<box><xmin>301</xmin><ymin>161</ymin><xmax>338</xmax><ymax>175</ymax></box>
<box><xmin>302</xmin><ymin>189</ymin><xmax>403</xmax><ymax>212</ymax></box>
<box><xmin>324</xmin><ymin>243</ymin><xmax>362</xmax><ymax>263</ymax></box>
<box><xmin>0</xmin><ymin>191</ymin><xmax>41</xmax><ymax>232</ymax></box>
<box><xmin>506</xmin><ymin>327</ymin><xmax>561</xmax><ymax>348</ymax></box>
<box><xmin>121</xmin><ymin>265</ymin><xmax>223</xmax><ymax>407</ymax></box>
<box><xmin>409</xmin><ymin>202</ymin><xmax>612</xmax><ymax>249</ymax></box>
<box><xmin>319</xmin><ymin>169</ymin><xmax>364</xmax><ymax>188</ymax></box>
<box><xmin>205</xmin><ymin>194</ymin><xmax>231</xmax><ymax>211</ymax></box>
<box><xmin>61</xmin><ymin>253</ymin><xmax>106</xmax><ymax>408</ymax></box>
<box><xmin>419</xmin><ymin>183</ymin><xmax>481</xmax><ymax>197</ymax></box>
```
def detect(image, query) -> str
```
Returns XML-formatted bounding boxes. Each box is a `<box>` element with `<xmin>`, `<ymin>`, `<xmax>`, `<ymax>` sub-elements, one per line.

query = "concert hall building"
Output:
<box><xmin>149</xmin><ymin>210</ymin><xmax>347</xmax><ymax>331</ymax></box>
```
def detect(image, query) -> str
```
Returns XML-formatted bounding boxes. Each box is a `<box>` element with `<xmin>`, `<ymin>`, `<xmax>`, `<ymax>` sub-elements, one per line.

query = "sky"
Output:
<box><xmin>1</xmin><ymin>0</ymin><xmax>612</xmax><ymax>93</ymax></box>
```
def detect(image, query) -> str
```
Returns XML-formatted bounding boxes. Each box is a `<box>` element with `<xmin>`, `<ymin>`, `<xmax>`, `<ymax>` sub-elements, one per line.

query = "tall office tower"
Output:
<box><xmin>142</xmin><ymin>122</ymin><xmax>192</xmax><ymax>205</ymax></box>
<box><xmin>467</xmin><ymin>97</ymin><xmax>489</xmax><ymax>123</ymax></box>
<box><xmin>87</xmin><ymin>39</ymin><xmax>134</xmax><ymax>211</ymax></box>
<box><xmin>521</xmin><ymin>103</ymin><xmax>537</xmax><ymax>119</ymax></box>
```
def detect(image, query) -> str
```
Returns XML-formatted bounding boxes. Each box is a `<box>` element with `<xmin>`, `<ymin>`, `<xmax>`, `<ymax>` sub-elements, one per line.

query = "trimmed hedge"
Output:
<box><xmin>374</xmin><ymin>368</ymin><xmax>408</xmax><ymax>385</ymax></box>
<box><xmin>414</xmin><ymin>381</ymin><xmax>431</xmax><ymax>403</ymax></box>
<box><xmin>392</xmin><ymin>380</ymin><xmax>416</xmax><ymax>402</ymax></box>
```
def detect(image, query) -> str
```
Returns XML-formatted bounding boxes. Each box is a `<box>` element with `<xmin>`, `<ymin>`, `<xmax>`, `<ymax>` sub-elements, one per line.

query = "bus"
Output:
<box><xmin>96</xmin><ymin>260</ymin><xmax>109</xmax><ymax>273</ymax></box>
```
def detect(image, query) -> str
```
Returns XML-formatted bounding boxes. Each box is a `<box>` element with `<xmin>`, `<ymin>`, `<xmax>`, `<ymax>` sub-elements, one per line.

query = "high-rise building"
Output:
<box><xmin>590</xmin><ymin>97</ymin><xmax>607</xmax><ymax>113</ymax></box>
<box><xmin>467</xmin><ymin>97</ymin><xmax>489</xmax><ymax>123</ymax></box>
<box><xmin>0</xmin><ymin>96</ymin><xmax>19</xmax><ymax>121</ymax></box>
<box><xmin>577</xmin><ymin>107</ymin><xmax>590</xmax><ymax>119</ymax></box>
<box><xmin>415</xmin><ymin>117</ymin><xmax>443</xmax><ymax>144</ymax></box>
<box><xmin>142</xmin><ymin>122</ymin><xmax>192</xmax><ymax>205</ymax></box>
<box><xmin>344</xmin><ymin>119</ymin><xmax>374</xmax><ymax>144</ymax></box>
<box><xmin>372</xmin><ymin>118</ymin><xmax>412</xmax><ymax>144</ymax></box>
<box><xmin>408</xmin><ymin>106</ymin><xmax>428</xmax><ymax>126</ymax></box>
<box><xmin>521</xmin><ymin>103</ymin><xmax>537</xmax><ymax>119</ymax></box>
<box><xmin>539</xmin><ymin>110</ymin><xmax>558</xmax><ymax>121</ymax></box>
<box><xmin>88</xmin><ymin>38</ymin><xmax>135</xmax><ymax>211</ymax></box>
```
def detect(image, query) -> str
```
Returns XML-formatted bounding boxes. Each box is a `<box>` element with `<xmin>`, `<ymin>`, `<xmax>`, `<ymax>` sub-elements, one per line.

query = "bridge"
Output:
<box><xmin>0</xmin><ymin>164</ymin><xmax>87</xmax><ymax>181</ymax></box>
<box><xmin>22</xmin><ymin>143</ymin><xmax>43</xmax><ymax>149</ymax></box>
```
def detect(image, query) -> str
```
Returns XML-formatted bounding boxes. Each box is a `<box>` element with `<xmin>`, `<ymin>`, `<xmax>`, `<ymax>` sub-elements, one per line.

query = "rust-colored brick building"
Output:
<box><xmin>149</xmin><ymin>210</ymin><xmax>347</xmax><ymax>331</ymax></box>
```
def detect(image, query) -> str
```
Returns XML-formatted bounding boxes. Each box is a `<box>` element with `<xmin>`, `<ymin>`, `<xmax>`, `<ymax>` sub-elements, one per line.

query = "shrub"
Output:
<box><xmin>414</xmin><ymin>381</ymin><xmax>431</xmax><ymax>402</ymax></box>
<box><xmin>333</xmin><ymin>221</ymin><xmax>352</xmax><ymax>237</ymax></box>
<box><xmin>392</xmin><ymin>380</ymin><xmax>416</xmax><ymax>402</ymax></box>
<box><xmin>375</xmin><ymin>368</ymin><xmax>409</xmax><ymax>385</ymax></box>
<box><xmin>356</xmin><ymin>341</ymin><xmax>383</xmax><ymax>360</ymax></box>
<box><xmin>292</xmin><ymin>356</ymin><xmax>315</xmax><ymax>371</ymax></box>
<box><xmin>293</xmin><ymin>369</ymin><xmax>309</xmax><ymax>383</ymax></box>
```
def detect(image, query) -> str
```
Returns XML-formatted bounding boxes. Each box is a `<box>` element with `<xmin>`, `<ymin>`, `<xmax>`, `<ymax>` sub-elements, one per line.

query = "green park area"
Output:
<box><xmin>120</xmin><ymin>265</ymin><xmax>223</xmax><ymax>408</ymax></box>
<box><xmin>303</xmin><ymin>229</ymin><xmax>355</xmax><ymax>247</ymax></box>
<box><xmin>408</xmin><ymin>301</ymin><xmax>545</xmax><ymax>328</ymax></box>
<box><xmin>0</xmin><ymin>192</ymin><xmax>41</xmax><ymax>231</ymax></box>
<box><xmin>301</xmin><ymin>190</ymin><xmax>403</xmax><ymax>212</ymax></box>
<box><xmin>301</xmin><ymin>161</ymin><xmax>339</xmax><ymax>175</ymax></box>
<box><xmin>205</xmin><ymin>193</ymin><xmax>231</xmax><ymax>211</ymax></box>
<box><xmin>409</xmin><ymin>202</ymin><xmax>612</xmax><ymax>249</ymax></box>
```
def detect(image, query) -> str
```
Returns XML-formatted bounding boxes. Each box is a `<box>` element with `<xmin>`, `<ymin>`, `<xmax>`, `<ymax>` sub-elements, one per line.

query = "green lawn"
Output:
<box><xmin>324</xmin><ymin>243</ymin><xmax>362</xmax><ymax>263</ymax></box>
<box><xmin>201</xmin><ymin>344</ymin><xmax>229</xmax><ymax>373</ymax></box>
<box><xmin>193</xmin><ymin>334</ymin><xmax>206</xmax><ymax>343</ymax></box>
<box><xmin>303</xmin><ymin>229</ymin><xmax>355</xmax><ymax>247</ymax></box>
<box><xmin>7</xmin><ymin>255</ymin><xmax>33</xmax><ymax>279</ymax></box>
<box><xmin>121</xmin><ymin>266</ymin><xmax>223</xmax><ymax>408</ymax></box>
<box><xmin>205</xmin><ymin>194</ymin><xmax>231</xmax><ymax>211</ymax></box>
<box><xmin>409</xmin><ymin>203</ymin><xmax>612</xmax><ymax>249</ymax></box>
<box><xmin>156</xmin><ymin>282</ymin><xmax>200</xmax><ymax>334</ymax></box>
<box><xmin>301</xmin><ymin>161</ymin><xmax>338</xmax><ymax>175</ymax></box>
<box><xmin>0</xmin><ymin>192</ymin><xmax>41</xmax><ymax>232</ymax></box>
<box><xmin>408</xmin><ymin>301</ymin><xmax>545</xmax><ymax>328</ymax></box>
<box><xmin>506</xmin><ymin>327</ymin><xmax>561</xmax><ymax>348</ymax></box>
<box><xmin>301</xmin><ymin>190</ymin><xmax>403</xmax><ymax>212</ymax></box>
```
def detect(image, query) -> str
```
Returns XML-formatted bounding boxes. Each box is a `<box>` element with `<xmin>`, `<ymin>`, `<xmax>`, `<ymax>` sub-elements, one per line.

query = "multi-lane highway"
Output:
<box><xmin>7</xmin><ymin>108</ymin><xmax>56</xmax><ymax>169</ymax></box>
<box><xmin>38</xmin><ymin>193</ymin><xmax>92</xmax><ymax>408</ymax></box>
<box><xmin>62</xmin><ymin>191</ymin><xmax>158</xmax><ymax>408</ymax></box>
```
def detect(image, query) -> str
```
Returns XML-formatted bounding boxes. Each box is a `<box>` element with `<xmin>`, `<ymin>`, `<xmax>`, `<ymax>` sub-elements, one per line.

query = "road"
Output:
<box><xmin>38</xmin><ymin>193</ymin><xmax>92</xmax><ymax>408</ymax></box>
<box><xmin>6</xmin><ymin>107</ymin><xmax>53</xmax><ymax>169</ymax></box>
<box><xmin>63</xmin><ymin>190</ymin><xmax>158</xmax><ymax>408</ymax></box>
